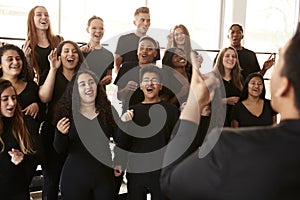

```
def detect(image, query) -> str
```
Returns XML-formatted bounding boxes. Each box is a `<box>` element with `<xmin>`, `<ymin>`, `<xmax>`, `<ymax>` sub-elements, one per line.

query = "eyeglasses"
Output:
<box><xmin>141</xmin><ymin>78</ymin><xmax>160</xmax><ymax>85</ymax></box>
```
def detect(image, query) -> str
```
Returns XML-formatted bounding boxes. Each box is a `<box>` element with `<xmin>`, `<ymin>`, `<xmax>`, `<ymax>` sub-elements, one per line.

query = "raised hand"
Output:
<box><xmin>48</xmin><ymin>48</ymin><xmax>61</xmax><ymax>70</ymax></box>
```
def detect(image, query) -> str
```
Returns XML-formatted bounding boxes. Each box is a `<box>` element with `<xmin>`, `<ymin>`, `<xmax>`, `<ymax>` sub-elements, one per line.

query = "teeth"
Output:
<box><xmin>67</xmin><ymin>58</ymin><xmax>74</xmax><ymax>61</ymax></box>
<box><xmin>86</xmin><ymin>91</ymin><xmax>93</xmax><ymax>95</ymax></box>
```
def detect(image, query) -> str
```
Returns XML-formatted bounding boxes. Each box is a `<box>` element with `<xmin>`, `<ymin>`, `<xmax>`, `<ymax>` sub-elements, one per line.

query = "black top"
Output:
<box><xmin>115</xmin><ymin>33</ymin><xmax>160</xmax><ymax>65</ymax></box>
<box><xmin>161</xmin><ymin>119</ymin><xmax>300</xmax><ymax>200</ymax></box>
<box><xmin>237</xmin><ymin>47</ymin><xmax>261</xmax><ymax>79</ymax></box>
<box><xmin>35</xmin><ymin>45</ymin><xmax>52</xmax><ymax>77</ymax></box>
<box><xmin>54</xmin><ymin>113</ymin><xmax>114</xmax><ymax>170</ymax></box>
<box><xmin>232</xmin><ymin>99</ymin><xmax>277</xmax><ymax>127</ymax></box>
<box><xmin>83</xmin><ymin>47</ymin><xmax>114</xmax><ymax>80</ymax></box>
<box><xmin>39</xmin><ymin>69</ymin><xmax>71</xmax><ymax>124</ymax></box>
<box><xmin>0</xmin><ymin>118</ymin><xmax>32</xmax><ymax>198</ymax></box>
<box><xmin>115</xmin><ymin>101</ymin><xmax>179</xmax><ymax>171</ymax></box>
<box><xmin>18</xmin><ymin>81</ymin><xmax>43</xmax><ymax>164</ymax></box>
<box><xmin>222</xmin><ymin>78</ymin><xmax>242</xmax><ymax>127</ymax></box>
<box><xmin>114</xmin><ymin>62</ymin><xmax>145</xmax><ymax>113</ymax></box>
<box><xmin>18</xmin><ymin>81</ymin><xmax>39</xmax><ymax>109</ymax></box>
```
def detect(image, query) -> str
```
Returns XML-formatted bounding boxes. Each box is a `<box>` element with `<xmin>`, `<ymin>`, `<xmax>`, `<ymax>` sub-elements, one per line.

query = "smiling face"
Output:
<box><xmin>134</xmin><ymin>12</ymin><xmax>150</xmax><ymax>35</ymax></box>
<box><xmin>33</xmin><ymin>6</ymin><xmax>49</xmax><ymax>31</ymax></box>
<box><xmin>137</xmin><ymin>39</ymin><xmax>157</xmax><ymax>65</ymax></box>
<box><xmin>60</xmin><ymin>42</ymin><xmax>79</xmax><ymax>70</ymax></box>
<box><xmin>171</xmin><ymin>49</ymin><xmax>187</xmax><ymax>68</ymax></box>
<box><xmin>248</xmin><ymin>76</ymin><xmax>264</xmax><ymax>98</ymax></box>
<box><xmin>0</xmin><ymin>49</ymin><xmax>23</xmax><ymax>78</ymax></box>
<box><xmin>87</xmin><ymin>18</ymin><xmax>104</xmax><ymax>44</ymax></box>
<box><xmin>174</xmin><ymin>27</ymin><xmax>186</xmax><ymax>46</ymax></box>
<box><xmin>77</xmin><ymin>73</ymin><xmax>97</xmax><ymax>105</ymax></box>
<box><xmin>0</xmin><ymin>86</ymin><xmax>17</xmax><ymax>118</ymax></box>
<box><xmin>222</xmin><ymin>48</ymin><xmax>237</xmax><ymax>71</ymax></box>
<box><xmin>140</xmin><ymin>72</ymin><xmax>162</xmax><ymax>103</ymax></box>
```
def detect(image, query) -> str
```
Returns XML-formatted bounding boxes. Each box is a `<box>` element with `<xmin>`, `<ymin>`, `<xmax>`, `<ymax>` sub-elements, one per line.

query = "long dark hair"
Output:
<box><xmin>239</xmin><ymin>72</ymin><xmax>266</xmax><ymax>102</ymax></box>
<box><xmin>56</xmin><ymin>40</ymin><xmax>86</xmax><ymax>73</ymax></box>
<box><xmin>0</xmin><ymin>79</ymin><xmax>33</xmax><ymax>154</ymax></box>
<box><xmin>162</xmin><ymin>47</ymin><xmax>186</xmax><ymax>69</ymax></box>
<box><xmin>55</xmin><ymin>69</ymin><xmax>116</xmax><ymax>128</ymax></box>
<box><xmin>0</xmin><ymin>44</ymin><xmax>31</xmax><ymax>81</ymax></box>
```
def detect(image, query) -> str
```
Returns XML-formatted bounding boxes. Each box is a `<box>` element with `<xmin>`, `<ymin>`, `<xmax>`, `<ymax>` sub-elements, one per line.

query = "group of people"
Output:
<box><xmin>0</xmin><ymin>3</ymin><xmax>297</xmax><ymax>200</ymax></box>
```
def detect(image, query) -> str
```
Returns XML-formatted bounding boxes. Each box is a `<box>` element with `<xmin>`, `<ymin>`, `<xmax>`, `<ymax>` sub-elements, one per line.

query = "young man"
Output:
<box><xmin>114</xmin><ymin>7</ymin><xmax>160</xmax><ymax>74</ymax></box>
<box><xmin>114</xmin><ymin>65</ymin><xmax>179</xmax><ymax>200</ymax></box>
<box><xmin>161</xmin><ymin>22</ymin><xmax>300</xmax><ymax>199</ymax></box>
<box><xmin>114</xmin><ymin>36</ymin><xmax>159</xmax><ymax>114</ymax></box>
<box><xmin>214</xmin><ymin>24</ymin><xmax>275</xmax><ymax>79</ymax></box>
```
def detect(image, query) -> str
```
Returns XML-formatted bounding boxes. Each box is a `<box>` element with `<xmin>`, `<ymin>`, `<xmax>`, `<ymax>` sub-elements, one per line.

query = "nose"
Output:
<box><xmin>12</xmin><ymin>58</ymin><xmax>19</xmax><ymax>65</ymax></box>
<box><xmin>8</xmin><ymin>97</ymin><xmax>15</xmax><ymax>106</ymax></box>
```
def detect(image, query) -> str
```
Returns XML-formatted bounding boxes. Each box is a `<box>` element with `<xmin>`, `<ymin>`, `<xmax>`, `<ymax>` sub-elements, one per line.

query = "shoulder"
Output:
<box><xmin>101</xmin><ymin>47</ymin><xmax>114</xmax><ymax>56</ymax></box>
<box><xmin>204</xmin><ymin>126</ymin><xmax>274</xmax><ymax>152</ymax></box>
<box><xmin>240</xmin><ymin>47</ymin><xmax>256</xmax><ymax>55</ymax></box>
<box><xmin>119</xmin><ymin>33</ymin><xmax>135</xmax><ymax>40</ymax></box>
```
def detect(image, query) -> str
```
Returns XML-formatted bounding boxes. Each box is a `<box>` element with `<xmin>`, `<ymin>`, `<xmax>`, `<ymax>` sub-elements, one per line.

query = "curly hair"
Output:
<box><xmin>0</xmin><ymin>44</ymin><xmax>31</xmax><ymax>81</ymax></box>
<box><xmin>54</xmin><ymin>68</ymin><xmax>116</xmax><ymax>128</ymax></box>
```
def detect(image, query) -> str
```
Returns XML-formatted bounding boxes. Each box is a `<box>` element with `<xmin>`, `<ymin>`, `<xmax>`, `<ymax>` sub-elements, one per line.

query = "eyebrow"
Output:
<box><xmin>78</xmin><ymin>78</ymin><xmax>94</xmax><ymax>84</ymax></box>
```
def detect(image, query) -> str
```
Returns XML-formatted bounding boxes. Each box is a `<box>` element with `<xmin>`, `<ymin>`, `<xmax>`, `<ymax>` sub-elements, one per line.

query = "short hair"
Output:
<box><xmin>139</xmin><ymin>64</ymin><xmax>163</xmax><ymax>83</ymax></box>
<box><xmin>134</xmin><ymin>7</ymin><xmax>150</xmax><ymax>16</ymax></box>
<box><xmin>139</xmin><ymin>36</ymin><xmax>158</xmax><ymax>49</ymax></box>
<box><xmin>87</xmin><ymin>15</ymin><xmax>103</xmax><ymax>27</ymax></box>
<box><xmin>229</xmin><ymin>24</ymin><xmax>244</xmax><ymax>34</ymax></box>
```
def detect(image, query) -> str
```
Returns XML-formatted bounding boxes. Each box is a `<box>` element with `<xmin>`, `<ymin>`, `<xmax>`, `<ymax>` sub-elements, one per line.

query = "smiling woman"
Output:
<box><xmin>0</xmin><ymin>79</ymin><xmax>35</xmax><ymax>199</ymax></box>
<box><xmin>38</xmin><ymin>40</ymin><xmax>85</xmax><ymax>200</ymax></box>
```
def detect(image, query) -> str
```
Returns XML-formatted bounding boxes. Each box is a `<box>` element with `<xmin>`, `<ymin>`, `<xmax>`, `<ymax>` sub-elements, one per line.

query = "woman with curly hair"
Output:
<box><xmin>54</xmin><ymin>68</ymin><xmax>117</xmax><ymax>200</ymax></box>
<box><xmin>0</xmin><ymin>43</ymin><xmax>43</xmax><ymax>187</ymax></box>
<box><xmin>0</xmin><ymin>79</ymin><xmax>34</xmax><ymax>199</ymax></box>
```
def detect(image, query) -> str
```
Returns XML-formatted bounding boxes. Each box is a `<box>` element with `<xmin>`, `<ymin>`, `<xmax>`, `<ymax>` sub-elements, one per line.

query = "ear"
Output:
<box><xmin>153</xmin><ymin>49</ymin><xmax>158</xmax><ymax>58</ymax></box>
<box><xmin>275</xmin><ymin>77</ymin><xmax>290</xmax><ymax>97</ymax></box>
<box><xmin>133</xmin><ymin>20</ymin><xmax>137</xmax><ymax>26</ymax></box>
<box><xmin>159</xmin><ymin>84</ymin><xmax>163</xmax><ymax>90</ymax></box>
<box><xmin>86</xmin><ymin>27</ymin><xmax>89</xmax><ymax>33</ymax></box>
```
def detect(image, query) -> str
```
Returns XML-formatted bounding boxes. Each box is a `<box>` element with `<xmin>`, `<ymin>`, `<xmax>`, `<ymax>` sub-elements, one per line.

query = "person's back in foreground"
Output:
<box><xmin>161</xmin><ymin>21</ymin><xmax>300</xmax><ymax>200</ymax></box>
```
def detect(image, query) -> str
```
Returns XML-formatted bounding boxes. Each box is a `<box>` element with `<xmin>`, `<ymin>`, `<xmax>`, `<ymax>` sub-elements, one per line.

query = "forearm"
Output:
<box><xmin>38</xmin><ymin>68</ymin><xmax>57</xmax><ymax>103</ymax></box>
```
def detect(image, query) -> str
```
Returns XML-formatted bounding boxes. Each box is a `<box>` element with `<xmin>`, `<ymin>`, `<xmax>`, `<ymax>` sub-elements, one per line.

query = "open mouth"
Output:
<box><xmin>178</xmin><ymin>58</ymin><xmax>186</xmax><ymax>63</ymax></box>
<box><xmin>7</xmin><ymin>107</ymin><xmax>14</xmax><ymax>112</ymax></box>
<box><xmin>67</xmin><ymin>57</ymin><xmax>75</xmax><ymax>64</ymax></box>
<box><xmin>85</xmin><ymin>90</ymin><xmax>93</xmax><ymax>96</ymax></box>
<box><xmin>146</xmin><ymin>87</ymin><xmax>154</xmax><ymax>93</ymax></box>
